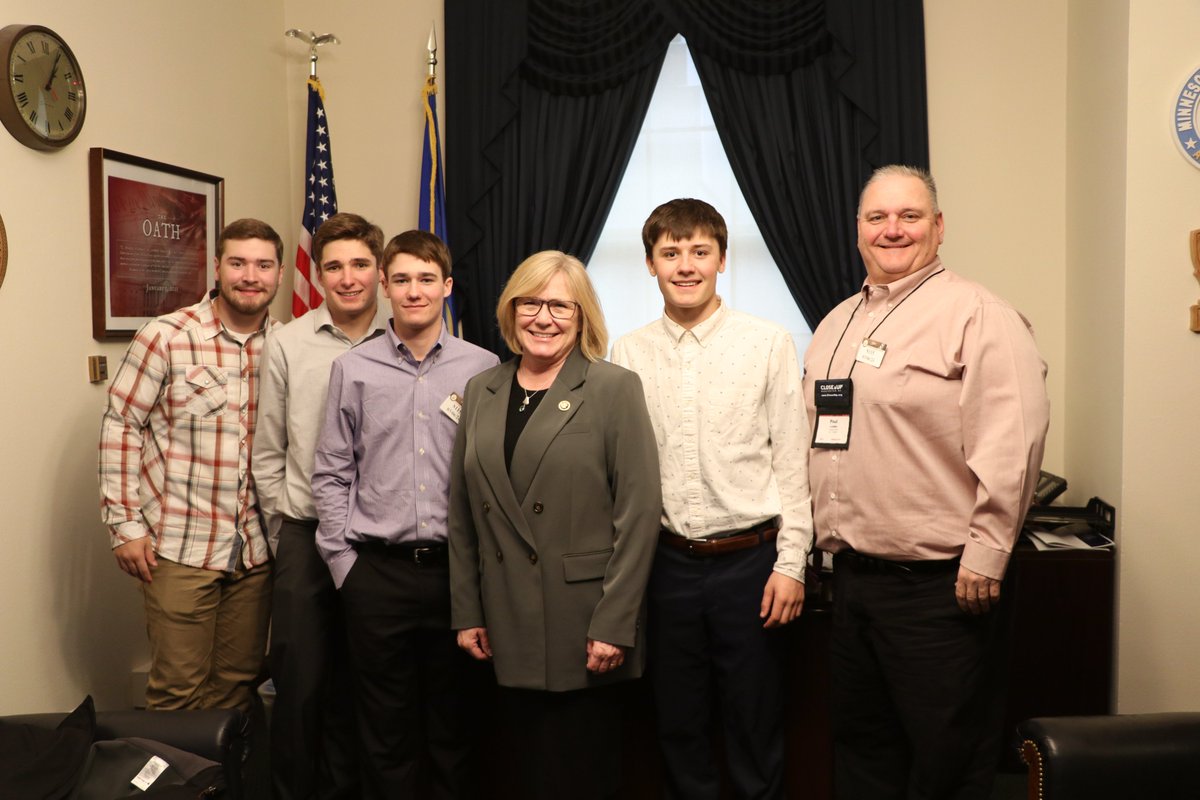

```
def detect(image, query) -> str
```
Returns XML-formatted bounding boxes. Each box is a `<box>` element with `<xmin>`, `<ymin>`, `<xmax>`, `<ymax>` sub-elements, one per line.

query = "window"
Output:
<box><xmin>589</xmin><ymin>35</ymin><xmax>812</xmax><ymax>357</ymax></box>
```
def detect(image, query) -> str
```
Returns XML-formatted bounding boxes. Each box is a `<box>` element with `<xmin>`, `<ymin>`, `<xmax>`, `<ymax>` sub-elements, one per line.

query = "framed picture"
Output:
<box><xmin>89</xmin><ymin>148</ymin><xmax>224</xmax><ymax>339</ymax></box>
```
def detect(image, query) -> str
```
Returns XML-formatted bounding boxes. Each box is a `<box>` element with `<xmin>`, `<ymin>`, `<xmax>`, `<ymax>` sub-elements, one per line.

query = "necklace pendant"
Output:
<box><xmin>519</xmin><ymin>385</ymin><xmax>540</xmax><ymax>413</ymax></box>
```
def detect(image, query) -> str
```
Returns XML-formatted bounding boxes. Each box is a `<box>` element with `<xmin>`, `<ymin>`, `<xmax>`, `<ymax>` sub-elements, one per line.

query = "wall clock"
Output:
<box><xmin>0</xmin><ymin>24</ymin><xmax>86</xmax><ymax>150</ymax></box>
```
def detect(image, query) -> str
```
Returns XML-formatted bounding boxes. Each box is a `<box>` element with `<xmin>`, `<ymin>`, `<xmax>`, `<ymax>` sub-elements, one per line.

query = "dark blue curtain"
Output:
<box><xmin>446</xmin><ymin>0</ymin><xmax>928</xmax><ymax>351</ymax></box>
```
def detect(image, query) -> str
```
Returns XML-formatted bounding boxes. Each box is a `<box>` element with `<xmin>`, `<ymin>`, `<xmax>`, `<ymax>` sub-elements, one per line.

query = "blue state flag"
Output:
<box><xmin>420</xmin><ymin>74</ymin><xmax>461</xmax><ymax>337</ymax></box>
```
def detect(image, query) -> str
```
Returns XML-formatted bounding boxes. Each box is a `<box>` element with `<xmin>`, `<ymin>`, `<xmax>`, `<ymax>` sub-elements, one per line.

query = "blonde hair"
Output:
<box><xmin>496</xmin><ymin>251</ymin><xmax>608</xmax><ymax>362</ymax></box>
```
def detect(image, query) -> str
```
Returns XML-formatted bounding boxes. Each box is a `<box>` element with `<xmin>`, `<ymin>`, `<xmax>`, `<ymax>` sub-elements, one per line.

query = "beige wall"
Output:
<box><xmin>3</xmin><ymin>0</ymin><xmax>1197</xmax><ymax>716</ymax></box>
<box><xmin>1114</xmin><ymin>0</ymin><xmax>1200</xmax><ymax>712</ymax></box>
<box><xmin>925</xmin><ymin>0</ymin><xmax>1069</xmax><ymax>476</ymax></box>
<box><xmin>927</xmin><ymin>0</ymin><xmax>1200</xmax><ymax>713</ymax></box>
<box><xmin>1063</xmin><ymin>1</ymin><xmax>1128</xmax><ymax>554</ymax></box>
<box><xmin>0</xmin><ymin>0</ymin><xmax>291</xmax><ymax>713</ymax></box>
<box><xmin>278</xmin><ymin>0</ymin><xmax>445</xmax><ymax>320</ymax></box>
<box><xmin>0</xmin><ymin>0</ymin><xmax>438</xmax><ymax>713</ymax></box>
<box><xmin>1064</xmin><ymin>0</ymin><xmax>1129</xmax><ymax>706</ymax></box>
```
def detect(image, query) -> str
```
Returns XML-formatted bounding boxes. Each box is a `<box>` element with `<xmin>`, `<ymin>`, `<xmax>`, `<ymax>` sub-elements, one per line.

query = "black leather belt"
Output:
<box><xmin>357</xmin><ymin>539</ymin><xmax>448</xmax><ymax>566</ymax></box>
<box><xmin>833</xmin><ymin>549</ymin><xmax>959</xmax><ymax>575</ymax></box>
<box><xmin>659</xmin><ymin>519</ymin><xmax>779</xmax><ymax>558</ymax></box>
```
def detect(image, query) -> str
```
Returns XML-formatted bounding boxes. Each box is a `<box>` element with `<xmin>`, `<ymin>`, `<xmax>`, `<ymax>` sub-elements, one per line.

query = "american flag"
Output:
<box><xmin>293</xmin><ymin>77</ymin><xmax>338</xmax><ymax>318</ymax></box>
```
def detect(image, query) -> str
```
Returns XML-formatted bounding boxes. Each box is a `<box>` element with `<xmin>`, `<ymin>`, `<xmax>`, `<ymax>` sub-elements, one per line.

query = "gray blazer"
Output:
<box><xmin>449</xmin><ymin>347</ymin><xmax>662</xmax><ymax>691</ymax></box>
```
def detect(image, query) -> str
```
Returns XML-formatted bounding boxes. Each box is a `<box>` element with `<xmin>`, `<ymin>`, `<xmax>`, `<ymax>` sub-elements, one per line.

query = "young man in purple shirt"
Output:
<box><xmin>312</xmin><ymin>231</ymin><xmax>498</xmax><ymax>800</ymax></box>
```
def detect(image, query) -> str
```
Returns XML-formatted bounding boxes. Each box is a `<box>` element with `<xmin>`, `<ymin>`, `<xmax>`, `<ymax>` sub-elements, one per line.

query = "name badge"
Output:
<box><xmin>855</xmin><ymin>338</ymin><xmax>887</xmax><ymax>368</ymax></box>
<box><xmin>812</xmin><ymin>378</ymin><xmax>852</xmax><ymax>449</ymax></box>
<box><xmin>440</xmin><ymin>392</ymin><xmax>463</xmax><ymax>424</ymax></box>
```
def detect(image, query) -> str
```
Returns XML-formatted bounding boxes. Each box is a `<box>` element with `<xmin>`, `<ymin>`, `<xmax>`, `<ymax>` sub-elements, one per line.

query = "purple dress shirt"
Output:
<box><xmin>312</xmin><ymin>323</ymin><xmax>498</xmax><ymax>588</ymax></box>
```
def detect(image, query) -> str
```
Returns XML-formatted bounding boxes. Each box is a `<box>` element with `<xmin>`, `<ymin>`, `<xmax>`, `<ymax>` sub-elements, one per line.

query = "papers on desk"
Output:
<box><xmin>1024</xmin><ymin>521</ymin><xmax>1114</xmax><ymax>551</ymax></box>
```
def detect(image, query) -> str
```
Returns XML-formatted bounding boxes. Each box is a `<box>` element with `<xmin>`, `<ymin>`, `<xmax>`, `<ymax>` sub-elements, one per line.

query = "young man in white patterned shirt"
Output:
<box><xmin>610</xmin><ymin>199</ymin><xmax>813</xmax><ymax>800</ymax></box>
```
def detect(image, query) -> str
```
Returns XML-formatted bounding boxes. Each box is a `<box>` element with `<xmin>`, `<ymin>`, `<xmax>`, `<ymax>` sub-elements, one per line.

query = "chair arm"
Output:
<box><xmin>1017</xmin><ymin>713</ymin><xmax>1200</xmax><ymax>800</ymax></box>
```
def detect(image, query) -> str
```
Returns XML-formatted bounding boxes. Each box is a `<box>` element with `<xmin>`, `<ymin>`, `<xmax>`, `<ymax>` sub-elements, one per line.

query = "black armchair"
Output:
<box><xmin>1017</xmin><ymin>713</ymin><xmax>1200</xmax><ymax>800</ymax></box>
<box><xmin>2</xmin><ymin>707</ymin><xmax>249</xmax><ymax>799</ymax></box>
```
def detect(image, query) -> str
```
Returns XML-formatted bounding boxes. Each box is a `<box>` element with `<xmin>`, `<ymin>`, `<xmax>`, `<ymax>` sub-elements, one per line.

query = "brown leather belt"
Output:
<box><xmin>658</xmin><ymin>520</ymin><xmax>779</xmax><ymax>558</ymax></box>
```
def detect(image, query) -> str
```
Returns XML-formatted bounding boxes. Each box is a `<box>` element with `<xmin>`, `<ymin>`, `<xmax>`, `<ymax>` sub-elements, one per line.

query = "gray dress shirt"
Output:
<box><xmin>253</xmin><ymin>303</ymin><xmax>390</xmax><ymax>548</ymax></box>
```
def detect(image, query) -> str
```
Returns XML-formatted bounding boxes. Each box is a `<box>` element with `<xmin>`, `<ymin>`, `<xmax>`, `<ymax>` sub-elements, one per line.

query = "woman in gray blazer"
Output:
<box><xmin>449</xmin><ymin>251</ymin><xmax>661</xmax><ymax>798</ymax></box>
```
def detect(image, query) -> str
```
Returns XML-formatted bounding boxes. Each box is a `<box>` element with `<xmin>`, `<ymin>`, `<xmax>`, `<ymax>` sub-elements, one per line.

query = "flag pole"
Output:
<box><xmin>420</xmin><ymin>23</ymin><xmax>459</xmax><ymax>336</ymax></box>
<box><xmin>285</xmin><ymin>29</ymin><xmax>341</xmax><ymax>78</ymax></box>
<box><xmin>427</xmin><ymin>24</ymin><xmax>437</xmax><ymax>78</ymax></box>
<box><xmin>285</xmin><ymin>29</ymin><xmax>342</xmax><ymax>319</ymax></box>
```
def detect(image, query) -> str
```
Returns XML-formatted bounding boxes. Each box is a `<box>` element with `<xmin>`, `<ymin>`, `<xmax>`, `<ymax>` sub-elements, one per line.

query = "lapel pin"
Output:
<box><xmin>558</xmin><ymin>400</ymin><xmax>571</xmax><ymax>411</ymax></box>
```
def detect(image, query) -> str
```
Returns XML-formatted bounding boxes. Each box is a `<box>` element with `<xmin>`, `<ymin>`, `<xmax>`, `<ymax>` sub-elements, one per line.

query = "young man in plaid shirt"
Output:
<box><xmin>99</xmin><ymin>218</ymin><xmax>284</xmax><ymax>711</ymax></box>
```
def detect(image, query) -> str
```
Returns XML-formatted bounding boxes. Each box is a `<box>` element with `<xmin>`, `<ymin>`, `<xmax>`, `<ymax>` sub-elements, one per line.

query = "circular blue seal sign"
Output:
<box><xmin>1174</xmin><ymin>68</ymin><xmax>1200</xmax><ymax>168</ymax></box>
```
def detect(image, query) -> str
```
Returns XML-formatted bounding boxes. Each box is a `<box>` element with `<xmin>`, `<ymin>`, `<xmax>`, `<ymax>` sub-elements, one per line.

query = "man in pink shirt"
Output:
<box><xmin>803</xmin><ymin>165</ymin><xmax>1049</xmax><ymax>800</ymax></box>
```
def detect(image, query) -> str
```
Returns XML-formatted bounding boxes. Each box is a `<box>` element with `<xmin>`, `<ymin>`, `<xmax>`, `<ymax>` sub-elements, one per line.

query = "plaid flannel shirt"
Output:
<box><xmin>98</xmin><ymin>291</ymin><xmax>278</xmax><ymax>571</ymax></box>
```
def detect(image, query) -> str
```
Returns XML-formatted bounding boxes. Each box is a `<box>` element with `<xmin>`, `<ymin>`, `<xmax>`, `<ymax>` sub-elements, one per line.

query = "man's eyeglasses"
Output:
<box><xmin>514</xmin><ymin>297</ymin><xmax>579</xmax><ymax>320</ymax></box>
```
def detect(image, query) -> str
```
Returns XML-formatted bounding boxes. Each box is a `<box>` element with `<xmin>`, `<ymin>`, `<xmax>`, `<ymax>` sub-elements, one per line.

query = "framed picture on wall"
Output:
<box><xmin>89</xmin><ymin>148</ymin><xmax>224</xmax><ymax>339</ymax></box>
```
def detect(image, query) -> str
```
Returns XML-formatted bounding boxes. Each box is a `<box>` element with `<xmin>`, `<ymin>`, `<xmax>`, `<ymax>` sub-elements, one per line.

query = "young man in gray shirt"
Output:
<box><xmin>254</xmin><ymin>213</ymin><xmax>390</xmax><ymax>800</ymax></box>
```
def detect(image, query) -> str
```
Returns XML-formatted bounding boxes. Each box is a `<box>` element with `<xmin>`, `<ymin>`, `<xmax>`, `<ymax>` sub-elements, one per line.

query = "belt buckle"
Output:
<box><xmin>412</xmin><ymin>546</ymin><xmax>434</xmax><ymax>566</ymax></box>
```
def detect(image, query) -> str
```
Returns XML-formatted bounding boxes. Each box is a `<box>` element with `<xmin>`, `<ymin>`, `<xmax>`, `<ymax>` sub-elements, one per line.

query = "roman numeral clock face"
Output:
<box><xmin>0</xmin><ymin>25</ymin><xmax>86</xmax><ymax>150</ymax></box>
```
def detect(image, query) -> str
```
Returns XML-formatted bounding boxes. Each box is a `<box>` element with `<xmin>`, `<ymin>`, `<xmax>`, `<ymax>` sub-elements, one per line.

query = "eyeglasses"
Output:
<box><xmin>514</xmin><ymin>297</ymin><xmax>579</xmax><ymax>320</ymax></box>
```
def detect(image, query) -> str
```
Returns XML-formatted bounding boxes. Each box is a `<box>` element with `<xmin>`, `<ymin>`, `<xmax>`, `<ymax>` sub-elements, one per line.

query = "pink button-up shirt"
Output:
<box><xmin>803</xmin><ymin>260</ymin><xmax>1049</xmax><ymax>580</ymax></box>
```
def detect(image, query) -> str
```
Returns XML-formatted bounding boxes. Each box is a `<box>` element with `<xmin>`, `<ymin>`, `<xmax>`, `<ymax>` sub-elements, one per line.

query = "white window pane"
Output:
<box><xmin>589</xmin><ymin>35</ymin><xmax>813</xmax><ymax>358</ymax></box>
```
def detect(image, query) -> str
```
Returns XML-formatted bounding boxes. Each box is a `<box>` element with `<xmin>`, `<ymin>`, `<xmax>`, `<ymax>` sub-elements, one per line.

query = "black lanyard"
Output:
<box><xmin>823</xmin><ymin>269</ymin><xmax>945</xmax><ymax>381</ymax></box>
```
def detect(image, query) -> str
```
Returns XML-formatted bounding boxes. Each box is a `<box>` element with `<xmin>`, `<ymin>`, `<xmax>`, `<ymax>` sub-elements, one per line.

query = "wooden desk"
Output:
<box><xmin>1002</xmin><ymin>541</ymin><xmax>1115</xmax><ymax>757</ymax></box>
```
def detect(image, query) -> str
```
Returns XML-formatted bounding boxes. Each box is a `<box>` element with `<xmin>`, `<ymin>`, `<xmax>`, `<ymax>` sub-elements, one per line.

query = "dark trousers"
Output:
<box><xmin>340</xmin><ymin>543</ymin><xmax>476</xmax><ymax>800</ymax></box>
<box><xmin>830</xmin><ymin>556</ymin><xmax>1009</xmax><ymax>800</ymax></box>
<box><xmin>495</xmin><ymin>684</ymin><xmax>626</xmax><ymax>800</ymax></box>
<box><xmin>648</xmin><ymin>538</ymin><xmax>786</xmax><ymax>800</ymax></box>
<box><xmin>269</xmin><ymin>518</ymin><xmax>358</xmax><ymax>800</ymax></box>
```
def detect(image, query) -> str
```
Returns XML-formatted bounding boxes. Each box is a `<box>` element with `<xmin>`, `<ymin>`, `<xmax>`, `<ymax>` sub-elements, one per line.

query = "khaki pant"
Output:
<box><xmin>142</xmin><ymin>556</ymin><xmax>271</xmax><ymax>712</ymax></box>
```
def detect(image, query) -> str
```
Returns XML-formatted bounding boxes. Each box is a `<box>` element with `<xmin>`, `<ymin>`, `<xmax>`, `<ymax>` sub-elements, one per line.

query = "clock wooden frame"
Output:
<box><xmin>0</xmin><ymin>211</ymin><xmax>8</xmax><ymax>295</ymax></box>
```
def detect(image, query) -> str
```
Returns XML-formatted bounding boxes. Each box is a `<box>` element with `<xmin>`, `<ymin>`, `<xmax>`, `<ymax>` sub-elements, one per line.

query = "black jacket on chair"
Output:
<box><xmin>0</xmin><ymin>699</ymin><xmax>248</xmax><ymax>800</ymax></box>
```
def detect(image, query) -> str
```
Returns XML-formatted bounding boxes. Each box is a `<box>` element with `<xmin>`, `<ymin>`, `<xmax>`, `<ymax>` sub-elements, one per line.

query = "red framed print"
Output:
<box><xmin>89</xmin><ymin>148</ymin><xmax>224</xmax><ymax>339</ymax></box>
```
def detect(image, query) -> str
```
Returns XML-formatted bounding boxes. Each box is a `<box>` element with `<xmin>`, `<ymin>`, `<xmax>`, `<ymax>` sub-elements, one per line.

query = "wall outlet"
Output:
<box><xmin>88</xmin><ymin>355</ymin><xmax>108</xmax><ymax>383</ymax></box>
